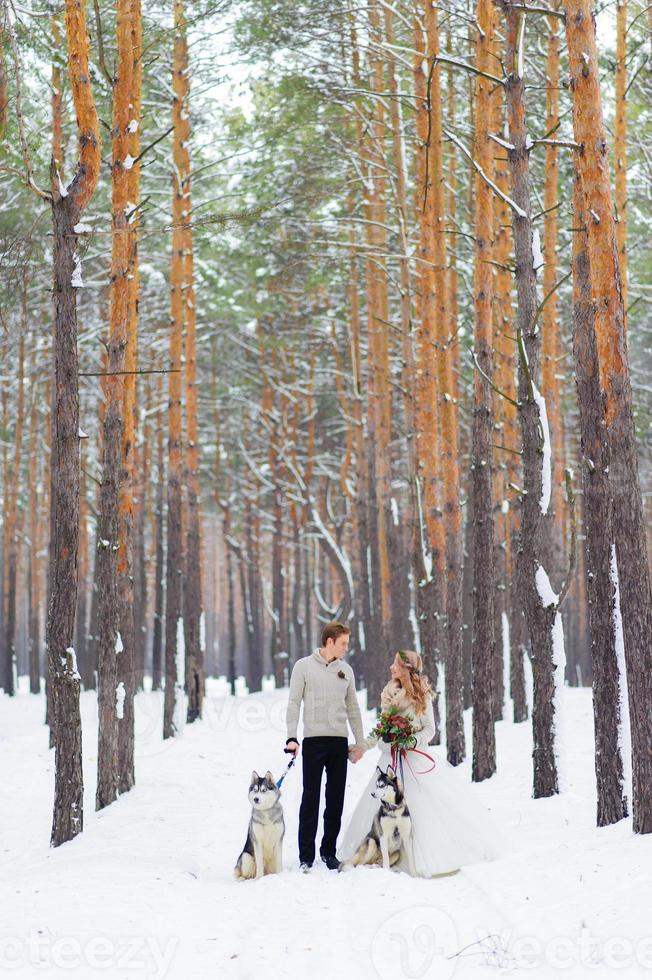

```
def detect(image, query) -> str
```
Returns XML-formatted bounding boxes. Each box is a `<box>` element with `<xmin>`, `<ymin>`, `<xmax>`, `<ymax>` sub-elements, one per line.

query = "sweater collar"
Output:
<box><xmin>313</xmin><ymin>648</ymin><xmax>338</xmax><ymax>667</ymax></box>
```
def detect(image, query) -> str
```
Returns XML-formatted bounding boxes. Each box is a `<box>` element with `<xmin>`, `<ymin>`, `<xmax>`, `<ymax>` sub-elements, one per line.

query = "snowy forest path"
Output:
<box><xmin>1</xmin><ymin>682</ymin><xmax>649</xmax><ymax>978</ymax></box>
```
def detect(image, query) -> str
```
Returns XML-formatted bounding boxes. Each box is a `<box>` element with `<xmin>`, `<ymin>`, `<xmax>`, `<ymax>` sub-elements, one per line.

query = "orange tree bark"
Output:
<box><xmin>614</xmin><ymin>0</ymin><xmax>627</xmax><ymax>316</ymax></box>
<box><xmin>116</xmin><ymin>0</ymin><xmax>142</xmax><ymax>792</ymax></box>
<box><xmin>565</xmin><ymin>0</ymin><xmax>652</xmax><ymax>833</ymax></box>
<box><xmin>384</xmin><ymin>4</ymin><xmax>417</xmax><ymax>653</ymax></box>
<box><xmin>425</xmin><ymin>1</ymin><xmax>464</xmax><ymax>765</ymax></box>
<box><xmin>412</xmin><ymin>5</ymin><xmax>443</xmax><ymax>729</ymax></box>
<box><xmin>152</xmin><ymin>370</ymin><xmax>165</xmax><ymax>692</ymax></box>
<box><xmin>96</xmin><ymin>0</ymin><xmax>133</xmax><ymax>809</ymax></box>
<box><xmin>346</xmin><ymin>20</ymin><xmax>376</xmax><ymax>680</ymax></box>
<box><xmin>363</xmin><ymin>0</ymin><xmax>393</xmax><ymax>707</ymax></box>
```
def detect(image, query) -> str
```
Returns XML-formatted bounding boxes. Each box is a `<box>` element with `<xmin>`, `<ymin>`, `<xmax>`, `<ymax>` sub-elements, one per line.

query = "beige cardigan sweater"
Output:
<box><xmin>286</xmin><ymin>649</ymin><xmax>365</xmax><ymax>747</ymax></box>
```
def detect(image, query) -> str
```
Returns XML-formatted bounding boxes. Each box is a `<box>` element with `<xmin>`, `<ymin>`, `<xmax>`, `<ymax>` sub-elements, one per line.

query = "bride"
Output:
<box><xmin>339</xmin><ymin>649</ymin><xmax>507</xmax><ymax>877</ymax></box>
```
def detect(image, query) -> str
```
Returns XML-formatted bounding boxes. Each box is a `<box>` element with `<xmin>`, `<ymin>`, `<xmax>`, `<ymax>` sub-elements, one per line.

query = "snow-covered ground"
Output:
<box><xmin>1</xmin><ymin>678</ymin><xmax>651</xmax><ymax>979</ymax></box>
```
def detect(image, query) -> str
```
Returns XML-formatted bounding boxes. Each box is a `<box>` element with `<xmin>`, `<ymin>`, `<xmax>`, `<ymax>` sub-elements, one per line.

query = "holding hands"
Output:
<box><xmin>348</xmin><ymin>745</ymin><xmax>364</xmax><ymax>763</ymax></box>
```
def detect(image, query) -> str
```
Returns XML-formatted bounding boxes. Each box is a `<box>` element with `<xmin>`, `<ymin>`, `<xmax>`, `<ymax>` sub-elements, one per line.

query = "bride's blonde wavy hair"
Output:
<box><xmin>393</xmin><ymin>650</ymin><xmax>432</xmax><ymax>715</ymax></box>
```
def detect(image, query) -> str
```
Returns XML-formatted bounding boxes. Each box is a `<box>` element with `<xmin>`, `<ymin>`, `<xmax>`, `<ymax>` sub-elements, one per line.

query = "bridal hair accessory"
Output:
<box><xmin>398</xmin><ymin>650</ymin><xmax>421</xmax><ymax>675</ymax></box>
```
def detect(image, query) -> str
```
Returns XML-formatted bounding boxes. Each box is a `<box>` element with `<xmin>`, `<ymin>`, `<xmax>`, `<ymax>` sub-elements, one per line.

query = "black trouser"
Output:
<box><xmin>298</xmin><ymin>736</ymin><xmax>348</xmax><ymax>864</ymax></box>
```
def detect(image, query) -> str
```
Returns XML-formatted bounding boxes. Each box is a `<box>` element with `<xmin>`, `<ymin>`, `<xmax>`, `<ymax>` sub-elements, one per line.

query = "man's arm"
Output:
<box><xmin>286</xmin><ymin>660</ymin><xmax>305</xmax><ymax>743</ymax></box>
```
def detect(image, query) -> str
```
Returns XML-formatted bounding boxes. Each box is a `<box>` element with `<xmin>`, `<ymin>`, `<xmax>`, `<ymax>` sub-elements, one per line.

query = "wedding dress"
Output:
<box><xmin>339</xmin><ymin>687</ymin><xmax>508</xmax><ymax>877</ymax></box>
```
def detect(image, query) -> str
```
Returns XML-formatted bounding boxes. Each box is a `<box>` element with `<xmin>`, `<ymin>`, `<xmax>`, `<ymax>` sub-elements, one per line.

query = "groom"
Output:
<box><xmin>284</xmin><ymin>621</ymin><xmax>366</xmax><ymax>871</ymax></box>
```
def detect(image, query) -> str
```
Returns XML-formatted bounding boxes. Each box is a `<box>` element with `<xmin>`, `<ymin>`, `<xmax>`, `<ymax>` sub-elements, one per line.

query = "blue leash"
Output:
<box><xmin>276</xmin><ymin>754</ymin><xmax>297</xmax><ymax>788</ymax></box>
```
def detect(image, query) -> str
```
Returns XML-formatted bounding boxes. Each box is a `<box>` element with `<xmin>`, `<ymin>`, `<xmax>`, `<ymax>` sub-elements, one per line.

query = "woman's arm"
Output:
<box><xmin>412</xmin><ymin>697</ymin><xmax>436</xmax><ymax>748</ymax></box>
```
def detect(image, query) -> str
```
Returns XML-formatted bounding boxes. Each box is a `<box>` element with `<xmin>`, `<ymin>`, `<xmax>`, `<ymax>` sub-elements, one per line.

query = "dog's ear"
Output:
<box><xmin>264</xmin><ymin>770</ymin><xmax>275</xmax><ymax>785</ymax></box>
<box><xmin>386</xmin><ymin>765</ymin><xmax>396</xmax><ymax>780</ymax></box>
<box><xmin>251</xmin><ymin>770</ymin><xmax>259</xmax><ymax>784</ymax></box>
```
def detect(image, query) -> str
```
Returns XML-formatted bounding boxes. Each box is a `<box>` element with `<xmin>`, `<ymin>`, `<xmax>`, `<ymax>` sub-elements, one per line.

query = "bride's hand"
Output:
<box><xmin>348</xmin><ymin>746</ymin><xmax>363</xmax><ymax>763</ymax></box>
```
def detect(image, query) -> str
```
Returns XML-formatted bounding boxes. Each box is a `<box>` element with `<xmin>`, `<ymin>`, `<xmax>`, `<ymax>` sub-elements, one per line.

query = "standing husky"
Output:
<box><xmin>343</xmin><ymin>765</ymin><xmax>416</xmax><ymax>875</ymax></box>
<box><xmin>234</xmin><ymin>771</ymin><xmax>285</xmax><ymax>880</ymax></box>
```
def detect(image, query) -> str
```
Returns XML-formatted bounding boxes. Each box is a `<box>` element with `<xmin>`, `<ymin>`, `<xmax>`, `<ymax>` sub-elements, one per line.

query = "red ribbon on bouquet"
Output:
<box><xmin>391</xmin><ymin>742</ymin><xmax>437</xmax><ymax>779</ymax></box>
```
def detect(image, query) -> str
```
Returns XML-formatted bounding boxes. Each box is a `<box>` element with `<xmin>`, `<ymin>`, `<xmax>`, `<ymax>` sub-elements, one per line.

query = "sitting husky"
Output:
<box><xmin>234</xmin><ymin>770</ymin><xmax>285</xmax><ymax>880</ymax></box>
<box><xmin>343</xmin><ymin>765</ymin><xmax>416</xmax><ymax>875</ymax></box>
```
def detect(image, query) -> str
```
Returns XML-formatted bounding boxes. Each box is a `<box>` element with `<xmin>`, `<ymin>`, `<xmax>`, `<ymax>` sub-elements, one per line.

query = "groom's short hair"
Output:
<box><xmin>321</xmin><ymin>621</ymin><xmax>351</xmax><ymax>647</ymax></box>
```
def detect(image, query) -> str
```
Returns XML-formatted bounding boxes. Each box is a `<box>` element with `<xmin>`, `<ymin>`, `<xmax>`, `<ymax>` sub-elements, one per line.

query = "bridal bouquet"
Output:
<box><xmin>369</xmin><ymin>711</ymin><xmax>418</xmax><ymax>750</ymax></box>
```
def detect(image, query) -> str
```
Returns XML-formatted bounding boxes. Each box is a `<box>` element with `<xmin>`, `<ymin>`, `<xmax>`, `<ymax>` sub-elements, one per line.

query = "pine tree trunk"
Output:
<box><xmin>48</xmin><ymin>0</ymin><xmax>101</xmax><ymax>845</ymax></box>
<box><xmin>504</xmin><ymin>2</ymin><xmax>560</xmax><ymax>798</ymax></box>
<box><xmin>541</xmin><ymin>13</ymin><xmax>565</xmax><ymax>585</ymax></box>
<box><xmin>412</xmin><ymin>6</ymin><xmax>443</xmax><ymax>733</ymax></box>
<box><xmin>96</xmin><ymin>0</ymin><xmax>133</xmax><ymax>808</ymax></box>
<box><xmin>3</xmin><ymin>313</ymin><xmax>25</xmax><ymax>695</ymax></box>
<box><xmin>614</xmin><ymin>0</ymin><xmax>628</xmax><ymax>315</ymax></box>
<box><xmin>176</xmin><ymin>3</ymin><xmax>204</xmax><ymax>723</ymax></box>
<box><xmin>164</xmin><ymin>0</ymin><xmax>188</xmax><ymax>738</ymax></box>
<box><xmin>28</xmin><ymin>340</ymin><xmax>41</xmax><ymax>694</ymax></box>
<box><xmin>571</xmin><ymin>170</ymin><xmax>627</xmax><ymax>826</ymax></box>
<box><xmin>471</xmin><ymin>0</ymin><xmax>497</xmax><ymax>783</ymax></box>
<box><xmin>151</xmin><ymin>378</ymin><xmax>165</xmax><ymax>693</ymax></box>
<box><xmin>565</xmin><ymin>0</ymin><xmax>652</xmax><ymax>832</ymax></box>
<box><xmin>115</xmin><ymin>0</ymin><xmax>142</xmax><ymax>790</ymax></box>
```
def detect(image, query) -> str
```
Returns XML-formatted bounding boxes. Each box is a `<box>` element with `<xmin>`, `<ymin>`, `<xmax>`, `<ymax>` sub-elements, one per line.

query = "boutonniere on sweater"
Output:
<box><xmin>337</xmin><ymin>670</ymin><xmax>346</xmax><ymax>679</ymax></box>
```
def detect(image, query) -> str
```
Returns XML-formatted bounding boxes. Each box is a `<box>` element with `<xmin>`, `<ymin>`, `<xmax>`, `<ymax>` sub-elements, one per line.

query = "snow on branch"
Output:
<box><xmin>443</xmin><ymin>128</ymin><xmax>528</xmax><ymax>218</ymax></box>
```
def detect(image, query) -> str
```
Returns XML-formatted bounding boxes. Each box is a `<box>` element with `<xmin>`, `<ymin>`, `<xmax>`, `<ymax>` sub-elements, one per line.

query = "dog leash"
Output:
<box><xmin>276</xmin><ymin>755</ymin><xmax>297</xmax><ymax>788</ymax></box>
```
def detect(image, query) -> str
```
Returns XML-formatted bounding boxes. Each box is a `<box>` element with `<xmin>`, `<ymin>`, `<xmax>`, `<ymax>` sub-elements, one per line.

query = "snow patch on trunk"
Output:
<box><xmin>535</xmin><ymin>564</ymin><xmax>567</xmax><ymax>792</ymax></box>
<box><xmin>551</xmin><ymin>608</ymin><xmax>567</xmax><ymax>792</ymax></box>
<box><xmin>535</xmin><ymin>564</ymin><xmax>557</xmax><ymax>607</ymax></box>
<box><xmin>532</xmin><ymin>383</ymin><xmax>551</xmax><ymax>515</ymax></box>
<box><xmin>532</xmin><ymin>228</ymin><xmax>544</xmax><ymax>273</ymax></box>
<box><xmin>501</xmin><ymin>611</ymin><xmax>511</xmax><ymax>718</ymax></box>
<box><xmin>115</xmin><ymin>631</ymin><xmax>124</xmax><ymax>654</ymax></box>
<box><xmin>609</xmin><ymin>544</ymin><xmax>632</xmax><ymax>809</ymax></box>
<box><xmin>65</xmin><ymin>646</ymin><xmax>81</xmax><ymax>681</ymax></box>
<box><xmin>174</xmin><ymin>617</ymin><xmax>186</xmax><ymax>734</ymax></box>
<box><xmin>408</xmin><ymin>570</ymin><xmax>421</xmax><ymax>655</ymax></box>
<box><xmin>199</xmin><ymin>611</ymin><xmax>206</xmax><ymax>655</ymax></box>
<box><xmin>71</xmin><ymin>252</ymin><xmax>84</xmax><ymax>288</ymax></box>
<box><xmin>116</xmin><ymin>681</ymin><xmax>126</xmax><ymax>719</ymax></box>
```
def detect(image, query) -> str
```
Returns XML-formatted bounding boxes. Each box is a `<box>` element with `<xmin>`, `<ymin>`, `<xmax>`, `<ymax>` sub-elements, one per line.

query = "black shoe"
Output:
<box><xmin>321</xmin><ymin>854</ymin><xmax>341</xmax><ymax>871</ymax></box>
<box><xmin>299</xmin><ymin>861</ymin><xmax>313</xmax><ymax>873</ymax></box>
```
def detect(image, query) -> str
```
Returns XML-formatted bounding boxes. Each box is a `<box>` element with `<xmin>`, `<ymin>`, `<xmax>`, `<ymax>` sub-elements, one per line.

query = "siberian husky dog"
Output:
<box><xmin>343</xmin><ymin>765</ymin><xmax>416</xmax><ymax>875</ymax></box>
<box><xmin>234</xmin><ymin>770</ymin><xmax>285</xmax><ymax>880</ymax></box>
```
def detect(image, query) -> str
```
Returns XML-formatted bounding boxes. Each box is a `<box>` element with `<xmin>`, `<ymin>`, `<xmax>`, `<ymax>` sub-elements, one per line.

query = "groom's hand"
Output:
<box><xmin>348</xmin><ymin>746</ymin><xmax>363</xmax><ymax>763</ymax></box>
<box><xmin>285</xmin><ymin>739</ymin><xmax>299</xmax><ymax>757</ymax></box>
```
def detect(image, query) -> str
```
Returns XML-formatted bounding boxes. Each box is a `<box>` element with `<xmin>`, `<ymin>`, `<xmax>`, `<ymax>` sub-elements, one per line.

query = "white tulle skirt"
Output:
<box><xmin>339</xmin><ymin>741</ymin><xmax>509</xmax><ymax>877</ymax></box>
